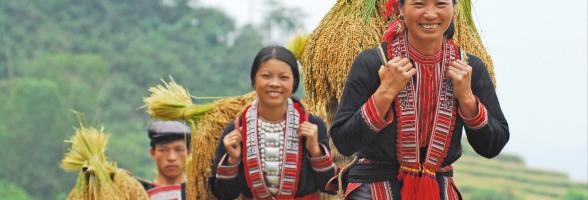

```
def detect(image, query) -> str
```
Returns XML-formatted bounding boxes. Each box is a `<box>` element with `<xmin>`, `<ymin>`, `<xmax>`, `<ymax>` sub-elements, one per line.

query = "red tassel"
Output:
<box><xmin>415</xmin><ymin>174</ymin><xmax>440</xmax><ymax>200</ymax></box>
<box><xmin>398</xmin><ymin>171</ymin><xmax>418</xmax><ymax>200</ymax></box>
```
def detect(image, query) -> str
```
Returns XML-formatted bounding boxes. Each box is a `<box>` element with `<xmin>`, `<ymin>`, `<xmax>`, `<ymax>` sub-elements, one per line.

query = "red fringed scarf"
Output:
<box><xmin>387</xmin><ymin>32</ymin><xmax>461</xmax><ymax>200</ymax></box>
<box><xmin>238</xmin><ymin>98</ymin><xmax>307</xmax><ymax>199</ymax></box>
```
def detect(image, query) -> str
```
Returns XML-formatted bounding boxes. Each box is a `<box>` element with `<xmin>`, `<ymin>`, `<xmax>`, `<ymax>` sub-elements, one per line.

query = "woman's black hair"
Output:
<box><xmin>398</xmin><ymin>0</ymin><xmax>457</xmax><ymax>39</ymax></box>
<box><xmin>250</xmin><ymin>46</ymin><xmax>300</xmax><ymax>93</ymax></box>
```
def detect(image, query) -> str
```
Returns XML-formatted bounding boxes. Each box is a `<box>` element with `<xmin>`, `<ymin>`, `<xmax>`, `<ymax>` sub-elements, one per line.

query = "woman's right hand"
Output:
<box><xmin>223</xmin><ymin>129</ymin><xmax>242</xmax><ymax>165</ymax></box>
<box><xmin>377</xmin><ymin>57</ymin><xmax>416</xmax><ymax>96</ymax></box>
<box><xmin>373</xmin><ymin>57</ymin><xmax>415</xmax><ymax>118</ymax></box>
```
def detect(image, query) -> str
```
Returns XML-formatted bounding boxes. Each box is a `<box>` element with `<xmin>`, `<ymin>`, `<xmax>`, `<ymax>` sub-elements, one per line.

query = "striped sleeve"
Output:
<box><xmin>459</xmin><ymin>97</ymin><xmax>489</xmax><ymax>130</ymax></box>
<box><xmin>360</xmin><ymin>95</ymin><xmax>394</xmax><ymax>132</ymax></box>
<box><xmin>215</xmin><ymin>153</ymin><xmax>240</xmax><ymax>179</ymax></box>
<box><xmin>309</xmin><ymin>144</ymin><xmax>335</xmax><ymax>172</ymax></box>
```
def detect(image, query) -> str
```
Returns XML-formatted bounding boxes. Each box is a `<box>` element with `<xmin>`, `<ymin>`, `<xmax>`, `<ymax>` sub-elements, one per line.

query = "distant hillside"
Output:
<box><xmin>454</xmin><ymin>142</ymin><xmax>588</xmax><ymax>200</ymax></box>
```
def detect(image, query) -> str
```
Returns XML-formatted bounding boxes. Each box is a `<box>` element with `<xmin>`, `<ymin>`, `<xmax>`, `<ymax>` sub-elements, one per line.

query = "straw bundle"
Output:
<box><xmin>454</xmin><ymin>0</ymin><xmax>496</xmax><ymax>86</ymax></box>
<box><xmin>301</xmin><ymin>0</ymin><xmax>387</xmax><ymax>122</ymax></box>
<box><xmin>61</xmin><ymin>125</ymin><xmax>148</xmax><ymax>200</ymax></box>
<box><xmin>143</xmin><ymin>79</ymin><xmax>216</xmax><ymax>121</ymax></box>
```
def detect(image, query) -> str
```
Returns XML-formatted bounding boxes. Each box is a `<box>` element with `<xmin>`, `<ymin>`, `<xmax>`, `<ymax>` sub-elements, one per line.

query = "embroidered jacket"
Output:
<box><xmin>330</xmin><ymin>42</ymin><xmax>509</xmax><ymax>184</ymax></box>
<box><xmin>210</xmin><ymin>114</ymin><xmax>336</xmax><ymax>199</ymax></box>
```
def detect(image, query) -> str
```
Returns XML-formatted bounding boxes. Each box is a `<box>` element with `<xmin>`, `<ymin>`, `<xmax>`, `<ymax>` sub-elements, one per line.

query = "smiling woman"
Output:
<box><xmin>209</xmin><ymin>46</ymin><xmax>336</xmax><ymax>199</ymax></box>
<box><xmin>329</xmin><ymin>0</ymin><xmax>510</xmax><ymax>199</ymax></box>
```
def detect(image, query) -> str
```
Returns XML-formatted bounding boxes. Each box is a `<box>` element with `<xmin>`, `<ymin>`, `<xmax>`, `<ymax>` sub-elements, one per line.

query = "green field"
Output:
<box><xmin>453</xmin><ymin>143</ymin><xmax>587</xmax><ymax>200</ymax></box>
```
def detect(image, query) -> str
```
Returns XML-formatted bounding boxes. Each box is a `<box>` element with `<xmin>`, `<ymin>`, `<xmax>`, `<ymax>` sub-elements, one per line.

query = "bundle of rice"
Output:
<box><xmin>454</xmin><ymin>0</ymin><xmax>496</xmax><ymax>86</ymax></box>
<box><xmin>61</xmin><ymin>125</ymin><xmax>149</xmax><ymax>200</ymax></box>
<box><xmin>300</xmin><ymin>0</ymin><xmax>387</xmax><ymax>122</ymax></box>
<box><xmin>143</xmin><ymin>78</ymin><xmax>217</xmax><ymax>121</ymax></box>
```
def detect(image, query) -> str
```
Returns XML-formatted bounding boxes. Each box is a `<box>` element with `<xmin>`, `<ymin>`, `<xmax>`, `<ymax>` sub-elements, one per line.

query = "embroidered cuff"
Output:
<box><xmin>216</xmin><ymin>153</ymin><xmax>240</xmax><ymax>179</ymax></box>
<box><xmin>309</xmin><ymin>144</ymin><xmax>335</xmax><ymax>172</ymax></box>
<box><xmin>459</xmin><ymin>97</ymin><xmax>488</xmax><ymax>130</ymax></box>
<box><xmin>360</xmin><ymin>95</ymin><xmax>394</xmax><ymax>132</ymax></box>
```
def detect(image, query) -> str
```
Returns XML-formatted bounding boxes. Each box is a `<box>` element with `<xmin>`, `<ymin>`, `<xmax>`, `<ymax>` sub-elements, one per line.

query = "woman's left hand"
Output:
<box><xmin>299</xmin><ymin>121</ymin><xmax>322</xmax><ymax>157</ymax></box>
<box><xmin>447</xmin><ymin>60</ymin><xmax>478</xmax><ymax>117</ymax></box>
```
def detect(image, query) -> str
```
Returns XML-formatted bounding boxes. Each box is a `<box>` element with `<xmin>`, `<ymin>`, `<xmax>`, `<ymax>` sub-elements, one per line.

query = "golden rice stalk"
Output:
<box><xmin>62</xmin><ymin>126</ymin><xmax>120</xmax><ymax>200</ymax></box>
<box><xmin>301</xmin><ymin>0</ymin><xmax>387</xmax><ymax>122</ymax></box>
<box><xmin>185</xmin><ymin>91</ymin><xmax>257</xmax><ymax>200</ymax></box>
<box><xmin>61</xmin><ymin>126</ymin><xmax>113</xmax><ymax>187</ymax></box>
<box><xmin>287</xmin><ymin>33</ymin><xmax>310</xmax><ymax>62</ymax></box>
<box><xmin>143</xmin><ymin>78</ymin><xmax>217</xmax><ymax>121</ymax></box>
<box><xmin>454</xmin><ymin>0</ymin><xmax>496</xmax><ymax>87</ymax></box>
<box><xmin>62</xmin><ymin>125</ymin><xmax>148</xmax><ymax>200</ymax></box>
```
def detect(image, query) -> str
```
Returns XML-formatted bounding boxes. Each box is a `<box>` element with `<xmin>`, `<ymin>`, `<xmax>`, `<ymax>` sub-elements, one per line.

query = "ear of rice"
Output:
<box><xmin>112</xmin><ymin>168</ymin><xmax>150</xmax><ymax>200</ymax></box>
<box><xmin>454</xmin><ymin>0</ymin><xmax>496</xmax><ymax>87</ymax></box>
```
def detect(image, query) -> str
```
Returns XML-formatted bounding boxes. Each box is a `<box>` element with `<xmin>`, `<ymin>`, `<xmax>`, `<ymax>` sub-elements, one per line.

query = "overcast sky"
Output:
<box><xmin>196</xmin><ymin>0</ymin><xmax>588</xmax><ymax>181</ymax></box>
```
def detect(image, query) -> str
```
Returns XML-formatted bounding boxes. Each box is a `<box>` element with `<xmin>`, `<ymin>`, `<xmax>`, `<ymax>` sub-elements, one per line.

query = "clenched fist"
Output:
<box><xmin>223</xmin><ymin>129</ymin><xmax>242</xmax><ymax>165</ymax></box>
<box><xmin>299</xmin><ymin>121</ymin><xmax>322</xmax><ymax>157</ymax></box>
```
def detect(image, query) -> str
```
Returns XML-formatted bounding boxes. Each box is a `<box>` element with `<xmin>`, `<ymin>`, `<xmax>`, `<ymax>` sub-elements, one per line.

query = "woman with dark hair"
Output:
<box><xmin>210</xmin><ymin>46</ymin><xmax>336</xmax><ymax>199</ymax></box>
<box><xmin>330</xmin><ymin>0</ymin><xmax>509</xmax><ymax>199</ymax></box>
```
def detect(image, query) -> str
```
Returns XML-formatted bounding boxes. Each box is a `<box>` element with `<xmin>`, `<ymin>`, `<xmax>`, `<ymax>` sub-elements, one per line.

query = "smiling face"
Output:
<box><xmin>254</xmin><ymin>59</ymin><xmax>294</xmax><ymax>108</ymax></box>
<box><xmin>400</xmin><ymin>0</ymin><xmax>454</xmax><ymax>43</ymax></box>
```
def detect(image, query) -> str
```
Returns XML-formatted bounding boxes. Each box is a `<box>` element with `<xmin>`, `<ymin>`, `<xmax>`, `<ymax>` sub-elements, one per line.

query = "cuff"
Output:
<box><xmin>459</xmin><ymin>97</ymin><xmax>488</xmax><ymax>130</ymax></box>
<box><xmin>308</xmin><ymin>144</ymin><xmax>335</xmax><ymax>172</ymax></box>
<box><xmin>216</xmin><ymin>153</ymin><xmax>240</xmax><ymax>179</ymax></box>
<box><xmin>360</xmin><ymin>95</ymin><xmax>394</xmax><ymax>132</ymax></box>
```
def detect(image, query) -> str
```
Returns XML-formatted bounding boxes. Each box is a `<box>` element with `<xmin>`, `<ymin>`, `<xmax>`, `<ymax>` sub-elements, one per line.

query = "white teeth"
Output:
<box><xmin>421</xmin><ymin>24</ymin><xmax>440</xmax><ymax>29</ymax></box>
<box><xmin>268</xmin><ymin>91</ymin><xmax>281</xmax><ymax>97</ymax></box>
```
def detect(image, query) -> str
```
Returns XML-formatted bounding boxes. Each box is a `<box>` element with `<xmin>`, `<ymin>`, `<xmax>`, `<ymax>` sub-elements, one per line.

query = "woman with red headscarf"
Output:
<box><xmin>330</xmin><ymin>0</ymin><xmax>509</xmax><ymax>199</ymax></box>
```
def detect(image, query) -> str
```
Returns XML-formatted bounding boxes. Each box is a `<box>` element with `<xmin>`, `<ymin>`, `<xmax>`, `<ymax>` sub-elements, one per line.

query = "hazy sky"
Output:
<box><xmin>197</xmin><ymin>0</ymin><xmax>588</xmax><ymax>181</ymax></box>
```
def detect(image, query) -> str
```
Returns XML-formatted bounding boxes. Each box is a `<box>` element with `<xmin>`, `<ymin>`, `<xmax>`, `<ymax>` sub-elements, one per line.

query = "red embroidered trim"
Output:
<box><xmin>344</xmin><ymin>183</ymin><xmax>363</xmax><ymax>199</ymax></box>
<box><xmin>459</xmin><ymin>97</ymin><xmax>488</xmax><ymax>129</ymax></box>
<box><xmin>309</xmin><ymin>144</ymin><xmax>334</xmax><ymax>171</ymax></box>
<box><xmin>241</xmin><ymin>99</ymin><xmax>305</xmax><ymax>199</ymax></box>
<box><xmin>388</xmin><ymin>32</ymin><xmax>459</xmax><ymax>200</ymax></box>
<box><xmin>391</xmin><ymin>32</ymin><xmax>458</xmax><ymax>171</ymax></box>
<box><xmin>408</xmin><ymin>44</ymin><xmax>443</xmax><ymax>64</ymax></box>
<box><xmin>216</xmin><ymin>153</ymin><xmax>239</xmax><ymax>179</ymax></box>
<box><xmin>444</xmin><ymin>176</ymin><xmax>460</xmax><ymax>200</ymax></box>
<box><xmin>361</xmin><ymin>95</ymin><xmax>394</xmax><ymax>132</ymax></box>
<box><xmin>371</xmin><ymin>181</ymin><xmax>394</xmax><ymax>200</ymax></box>
<box><xmin>146</xmin><ymin>184</ymin><xmax>182</xmax><ymax>198</ymax></box>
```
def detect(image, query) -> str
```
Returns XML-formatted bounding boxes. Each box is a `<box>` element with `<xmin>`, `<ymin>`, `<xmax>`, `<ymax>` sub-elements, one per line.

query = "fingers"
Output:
<box><xmin>450</xmin><ymin>60</ymin><xmax>472</xmax><ymax>73</ymax></box>
<box><xmin>405</xmin><ymin>68</ymin><xmax>417</xmax><ymax>77</ymax></box>
<box><xmin>447</xmin><ymin>67</ymin><xmax>459</xmax><ymax>80</ymax></box>
<box><xmin>385</xmin><ymin>57</ymin><xmax>402</xmax><ymax>68</ymax></box>
<box><xmin>448</xmin><ymin>65</ymin><xmax>467</xmax><ymax>78</ymax></box>
<box><xmin>299</xmin><ymin>122</ymin><xmax>318</xmax><ymax>137</ymax></box>
<box><xmin>385</xmin><ymin>57</ymin><xmax>412</xmax><ymax>72</ymax></box>
<box><xmin>224</xmin><ymin>131</ymin><xmax>242</xmax><ymax>149</ymax></box>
